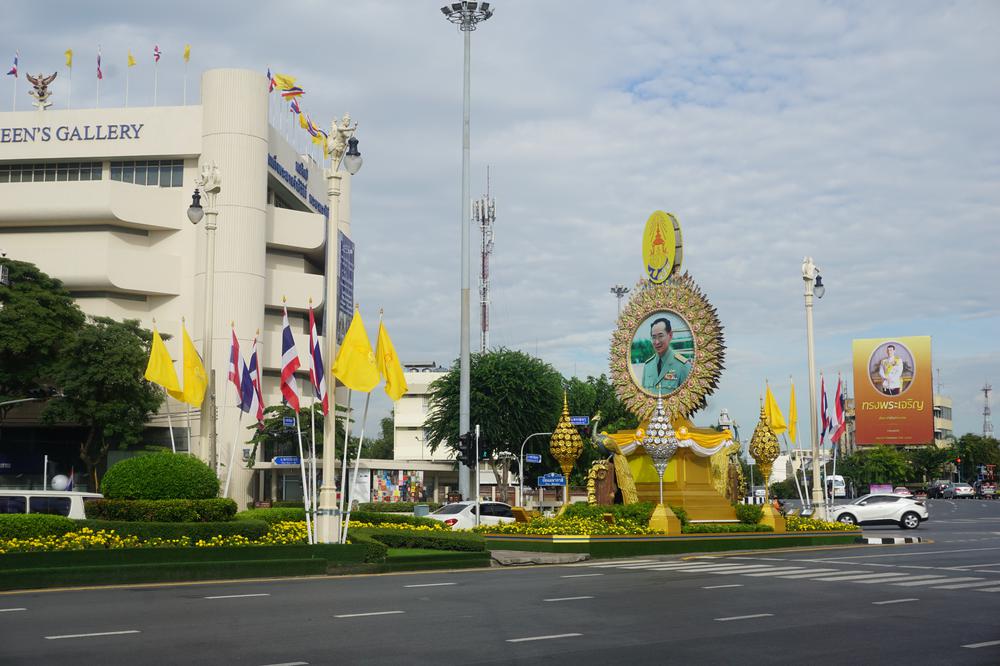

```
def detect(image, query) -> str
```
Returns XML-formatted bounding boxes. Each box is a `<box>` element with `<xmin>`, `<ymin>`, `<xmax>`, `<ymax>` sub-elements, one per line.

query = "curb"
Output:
<box><xmin>855</xmin><ymin>537</ymin><xmax>922</xmax><ymax>544</ymax></box>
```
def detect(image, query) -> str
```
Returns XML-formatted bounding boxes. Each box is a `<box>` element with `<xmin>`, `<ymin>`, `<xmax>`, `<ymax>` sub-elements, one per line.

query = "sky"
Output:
<box><xmin>3</xmin><ymin>1</ymin><xmax>998</xmax><ymax>442</ymax></box>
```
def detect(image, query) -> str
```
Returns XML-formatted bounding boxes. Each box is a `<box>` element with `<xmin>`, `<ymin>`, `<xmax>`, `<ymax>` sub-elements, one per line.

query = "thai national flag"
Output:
<box><xmin>6</xmin><ymin>51</ymin><xmax>17</xmax><ymax>77</ymax></box>
<box><xmin>832</xmin><ymin>376</ymin><xmax>846</xmax><ymax>443</ymax></box>
<box><xmin>66</xmin><ymin>468</ymin><xmax>74</xmax><ymax>491</ymax></box>
<box><xmin>227</xmin><ymin>328</ymin><xmax>242</xmax><ymax>399</ymax></box>
<box><xmin>266</xmin><ymin>67</ymin><xmax>275</xmax><ymax>92</ymax></box>
<box><xmin>153</xmin><ymin>45</ymin><xmax>161</xmax><ymax>63</ymax></box>
<box><xmin>248</xmin><ymin>337</ymin><xmax>265</xmax><ymax>426</ymax></box>
<box><xmin>97</xmin><ymin>49</ymin><xmax>103</xmax><ymax>80</ymax></box>
<box><xmin>308</xmin><ymin>306</ymin><xmax>329</xmax><ymax>415</ymax></box>
<box><xmin>289</xmin><ymin>98</ymin><xmax>301</xmax><ymax>115</ymax></box>
<box><xmin>280</xmin><ymin>307</ymin><xmax>301</xmax><ymax>412</ymax></box>
<box><xmin>238</xmin><ymin>353</ymin><xmax>257</xmax><ymax>415</ymax></box>
<box><xmin>280</xmin><ymin>86</ymin><xmax>304</xmax><ymax>99</ymax></box>
<box><xmin>819</xmin><ymin>375</ymin><xmax>831</xmax><ymax>445</ymax></box>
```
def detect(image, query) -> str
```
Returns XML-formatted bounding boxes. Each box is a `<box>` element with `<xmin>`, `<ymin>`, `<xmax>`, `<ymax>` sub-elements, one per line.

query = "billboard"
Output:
<box><xmin>852</xmin><ymin>336</ymin><xmax>933</xmax><ymax>445</ymax></box>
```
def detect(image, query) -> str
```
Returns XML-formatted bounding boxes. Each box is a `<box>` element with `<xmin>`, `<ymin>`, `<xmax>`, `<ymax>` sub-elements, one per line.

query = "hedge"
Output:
<box><xmin>357</xmin><ymin>502</ymin><xmax>442</xmax><ymax>513</ymax></box>
<box><xmin>682</xmin><ymin>523</ymin><xmax>774</xmax><ymax>534</ymax></box>
<box><xmin>86</xmin><ymin>499</ymin><xmax>237</xmax><ymax>523</ymax></box>
<box><xmin>360</xmin><ymin>528</ymin><xmax>487</xmax><ymax>553</ymax></box>
<box><xmin>101</xmin><ymin>452</ymin><xmax>219</xmax><ymax>500</ymax></box>
<box><xmin>562</xmin><ymin>502</ymin><xmax>657</xmax><ymax>524</ymax></box>
<box><xmin>345</xmin><ymin>531</ymin><xmax>389</xmax><ymax>563</ymax></box>
<box><xmin>0</xmin><ymin>514</ymin><xmax>76</xmax><ymax>539</ymax></box>
<box><xmin>733</xmin><ymin>503</ymin><xmax>764</xmax><ymax>525</ymax></box>
<box><xmin>76</xmin><ymin>519</ymin><xmax>269</xmax><ymax>541</ymax></box>
<box><xmin>235</xmin><ymin>507</ymin><xmax>306</xmax><ymax>525</ymax></box>
<box><xmin>347</xmin><ymin>511</ymin><xmax>442</xmax><ymax>529</ymax></box>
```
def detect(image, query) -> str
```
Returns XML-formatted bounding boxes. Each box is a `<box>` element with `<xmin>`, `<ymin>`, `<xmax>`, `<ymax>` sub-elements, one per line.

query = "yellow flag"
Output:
<box><xmin>299</xmin><ymin>112</ymin><xmax>308</xmax><ymax>130</ymax></box>
<box><xmin>183</xmin><ymin>44</ymin><xmax>191</xmax><ymax>63</ymax></box>
<box><xmin>376</xmin><ymin>320</ymin><xmax>408</xmax><ymax>401</ymax></box>
<box><xmin>179</xmin><ymin>325</ymin><xmax>208</xmax><ymax>406</ymax></box>
<box><xmin>764</xmin><ymin>383</ymin><xmax>787</xmax><ymax>435</ymax></box>
<box><xmin>332</xmin><ymin>308</ymin><xmax>380</xmax><ymax>392</ymax></box>
<box><xmin>788</xmin><ymin>379</ymin><xmax>798</xmax><ymax>443</ymax></box>
<box><xmin>144</xmin><ymin>328</ymin><xmax>181</xmax><ymax>394</ymax></box>
<box><xmin>65</xmin><ymin>49</ymin><xmax>73</xmax><ymax>68</ymax></box>
<box><xmin>127</xmin><ymin>51</ymin><xmax>136</xmax><ymax>67</ymax></box>
<box><xmin>272</xmin><ymin>73</ymin><xmax>296</xmax><ymax>90</ymax></box>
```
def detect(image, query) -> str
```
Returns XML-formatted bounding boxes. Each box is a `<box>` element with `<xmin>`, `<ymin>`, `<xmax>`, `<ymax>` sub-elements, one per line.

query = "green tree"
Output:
<box><xmin>905</xmin><ymin>445</ymin><xmax>956</xmax><ymax>482</ymax></box>
<box><xmin>837</xmin><ymin>446</ymin><xmax>909</xmax><ymax>488</ymax></box>
<box><xmin>563</xmin><ymin>374</ymin><xmax>640</xmax><ymax>485</ymax></box>
<box><xmin>246</xmin><ymin>403</ymin><xmax>350</xmax><ymax>468</ymax></box>
<box><xmin>0</xmin><ymin>258</ymin><xmax>85</xmax><ymax>419</ymax></box>
<box><xmin>363</xmin><ymin>415</ymin><xmax>394</xmax><ymax>460</ymax></box>
<box><xmin>954</xmin><ymin>434</ymin><xmax>1000</xmax><ymax>481</ymax></box>
<box><xmin>41</xmin><ymin>317</ymin><xmax>163</xmax><ymax>489</ymax></box>
<box><xmin>424</xmin><ymin>349</ymin><xmax>564</xmax><ymax>501</ymax></box>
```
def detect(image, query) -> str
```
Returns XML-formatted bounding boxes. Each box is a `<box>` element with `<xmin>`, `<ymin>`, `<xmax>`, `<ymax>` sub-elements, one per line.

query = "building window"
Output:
<box><xmin>0</xmin><ymin>161</ymin><xmax>102</xmax><ymax>183</ymax></box>
<box><xmin>110</xmin><ymin>159</ymin><xmax>184</xmax><ymax>187</ymax></box>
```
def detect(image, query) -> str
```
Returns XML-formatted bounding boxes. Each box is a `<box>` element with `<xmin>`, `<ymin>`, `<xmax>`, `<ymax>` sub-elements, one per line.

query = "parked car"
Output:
<box><xmin>893</xmin><ymin>487</ymin><xmax>913</xmax><ymax>498</ymax></box>
<box><xmin>942</xmin><ymin>482</ymin><xmax>975</xmax><ymax>499</ymax></box>
<box><xmin>831</xmin><ymin>493</ymin><xmax>928</xmax><ymax>529</ymax></box>
<box><xmin>0</xmin><ymin>490</ymin><xmax>102</xmax><ymax>519</ymax></box>
<box><xmin>426</xmin><ymin>501</ymin><xmax>516</xmax><ymax>530</ymax></box>
<box><xmin>925</xmin><ymin>480</ymin><xmax>950</xmax><ymax>498</ymax></box>
<box><xmin>973</xmin><ymin>480</ymin><xmax>997</xmax><ymax>499</ymax></box>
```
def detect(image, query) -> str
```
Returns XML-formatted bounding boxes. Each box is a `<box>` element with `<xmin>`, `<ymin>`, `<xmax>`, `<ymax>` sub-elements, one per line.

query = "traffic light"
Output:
<box><xmin>456</xmin><ymin>432</ymin><xmax>473</xmax><ymax>466</ymax></box>
<box><xmin>956</xmin><ymin>457</ymin><xmax>962</xmax><ymax>465</ymax></box>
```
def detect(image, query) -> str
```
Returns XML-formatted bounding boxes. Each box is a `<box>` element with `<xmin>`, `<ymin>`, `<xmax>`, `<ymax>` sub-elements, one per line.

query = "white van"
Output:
<box><xmin>0</xmin><ymin>490</ymin><xmax>103</xmax><ymax>519</ymax></box>
<box><xmin>827</xmin><ymin>475</ymin><xmax>847</xmax><ymax>499</ymax></box>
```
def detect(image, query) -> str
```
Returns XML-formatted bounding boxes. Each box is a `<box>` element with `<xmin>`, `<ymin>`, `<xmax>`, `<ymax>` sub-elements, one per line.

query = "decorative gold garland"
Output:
<box><xmin>610</xmin><ymin>272</ymin><xmax>725</xmax><ymax>421</ymax></box>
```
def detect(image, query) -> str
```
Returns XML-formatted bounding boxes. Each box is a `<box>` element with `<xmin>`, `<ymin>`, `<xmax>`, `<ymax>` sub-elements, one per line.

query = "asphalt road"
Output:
<box><xmin>2</xmin><ymin>499</ymin><xmax>999</xmax><ymax>665</ymax></box>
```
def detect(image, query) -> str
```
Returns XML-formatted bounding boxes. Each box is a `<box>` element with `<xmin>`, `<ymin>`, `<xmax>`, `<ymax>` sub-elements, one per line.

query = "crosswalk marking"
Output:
<box><xmin>851</xmin><ymin>574</ymin><xmax>942</xmax><ymax>585</ymax></box>
<box><xmin>812</xmin><ymin>573</ymin><xmax>911</xmax><ymax>582</ymax></box>
<box><xmin>974</xmin><ymin>587</ymin><xmax>1000</xmax><ymax>592</ymax></box>
<box><xmin>571</xmin><ymin>559</ymin><xmax>658</xmax><ymax>567</ymax></box>
<box><xmin>742</xmin><ymin>568</ymin><xmax>812</xmax><ymax>577</ymax></box>
<box><xmin>773</xmin><ymin>569</ymin><xmax>844</xmax><ymax>579</ymax></box>
<box><xmin>932</xmin><ymin>580</ymin><xmax>996</xmax><ymax>590</ymax></box>
<box><xmin>650</xmin><ymin>564</ymin><xmax>773</xmax><ymax>573</ymax></box>
<box><xmin>891</xmin><ymin>576</ymin><xmax>955</xmax><ymax>587</ymax></box>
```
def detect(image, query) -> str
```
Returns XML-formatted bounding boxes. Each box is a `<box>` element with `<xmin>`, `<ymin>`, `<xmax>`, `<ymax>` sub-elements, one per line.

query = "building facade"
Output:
<box><xmin>0</xmin><ymin>69</ymin><xmax>353</xmax><ymax>507</ymax></box>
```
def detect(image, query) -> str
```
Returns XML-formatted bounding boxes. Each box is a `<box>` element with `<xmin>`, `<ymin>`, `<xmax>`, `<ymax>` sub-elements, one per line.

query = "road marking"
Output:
<box><xmin>45</xmin><ymin>630</ymin><xmax>141</xmax><ymax>640</ymax></box>
<box><xmin>0</xmin><ymin>608</ymin><xmax>27</xmax><ymax>612</ymax></box>
<box><xmin>811</xmin><ymin>546</ymin><xmax>1000</xmax><ymax>561</ymax></box>
<box><xmin>933</xmin><ymin>580</ymin><xmax>998</xmax><ymax>590</ymax></box>
<box><xmin>851</xmin><ymin>574</ymin><xmax>942</xmax><ymax>585</ymax></box>
<box><xmin>334</xmin><ymin>611</ymin><xmax>405</xmax><ymax>618</ymax></box>
<box><xmin>702</xmin><ymin>584</ymin><xmax>743</xmax><ymax>589</ymax></box>
<box><xmin>507</xmin><ymin>633</ymin><xmax>582</xmax><ymax>643</ymax></box>
<box><xmin>962</xmin><ymin>639</ymin><xmax>1000</xmax><ymax>649</ymax></box>
<box><xmin>772</xmin><ymin>569</ymin><xmax>843</xmax><ymax>579</ymax></box>
<box><xmin>975</xmin><ymin>587</ymin><xmax>1000</xmax><ymax>592</ymax></box>
<box><xmin>404</xmin><ymin>583</ymin><xmax>456</xmax><ymax>588</ymax></box>
<box><xmin>872</xmin><ymin>598</ymin><xmax>919</xmax><ymax>605</ymax></box>
<box><xmin>891</xmin><ymin>576</ymin><xmax>955</xmax><ymax>587</ymax></box>
<box><xmin>813</xmin><ymin>572</ymin><xmax>910</xmax><ymax>582</ymax></box>
<box><xmin>649</xmin><ymin>564</ymin><xmax>767</xmax><ymax>573</ymax></box>
<box><xmin>741</xmin><ymin>568</ymin><xmax>811</xmax><ymax>577</ymax></box>
<box><xmin>259</xmin><ymin>662</ymin><xmax>309</xmax><ymax>666</ymax></box>
<box><xmin>714</xmin><ymin>614</ymin><xmax>774</xmax><ymax>622</ymax></box>
<box><xmin>204</xmin><ymin>593</ymin><xmax>271</xmax><ymax>600</ymax></box>
<box><xmin>574</xmin><ymin>559</ymin><xmax>656</xmax><ymax>567</ymax></box>
<box><xmin>951</xmin><ymin>562</ymin><xmax>1000</xmax><ymax>569</ymax></box>
<box><xmin>561</xmin><ymin>573</ymin><xmax>604</xmax><ymax>578</ymax></box>
<box><xmin>543</xmin><ymin>596</ymin><xmax>594</xmax><ymax>602</ymax></box>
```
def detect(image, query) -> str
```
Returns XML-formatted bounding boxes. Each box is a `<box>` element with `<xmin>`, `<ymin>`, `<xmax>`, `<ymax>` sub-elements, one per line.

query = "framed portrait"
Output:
<box><xmin>629</xmin><ymin>310</ymin><xmax>695</xmax><ymax>397</ymax></box>
<box><xmin>867</xmin><ymin>340</ymin><xmax>915</xmax><ymax>397</ymax></box>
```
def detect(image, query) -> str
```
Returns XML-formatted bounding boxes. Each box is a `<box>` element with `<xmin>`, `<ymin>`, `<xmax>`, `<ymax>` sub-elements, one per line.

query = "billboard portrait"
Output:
<box><xmin>852</xmin><ymin>336</ymin><xmax>933</xmax><ymax>446</ymax></box>
<box><xmin>629</xmin><ymin>310</ymin><xmax>695</xmax><ymax>397</ymax></box>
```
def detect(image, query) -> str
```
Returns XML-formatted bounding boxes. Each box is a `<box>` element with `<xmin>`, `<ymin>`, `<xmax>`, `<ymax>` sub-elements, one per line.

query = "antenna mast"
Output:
<box><xmin>474</xmin><ymin>167</ymin><xmax>495</xmax><ymax>353</ymax></box>
<box><xmin>984</xmin><ymin>382</ymin><xmax>994</xmax><ymax>439</ymax></box>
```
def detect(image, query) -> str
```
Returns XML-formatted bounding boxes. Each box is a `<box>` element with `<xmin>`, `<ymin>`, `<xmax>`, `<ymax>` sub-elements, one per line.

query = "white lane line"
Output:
<box><xmin>853</xmin><ymin>574</ymin><xmax>945</xmax><ymax>585</ymax></box>
<box><xmin>975</xmin><ymin>587</ymin><xmax>1000</xmax><ymax>592</ymax></box>
<box><xmin>950</xmin><ymin>562</ymin><xmax>1000</xmax><ymax>569</ymax></box>
<box><xmin>714</xmin><ymin>614</ymin><xmax>774</xmax><ymax>622</ymax></box>
<box><xmin>811</xmin><ymin>546</ymin><xmax>1000</xmax><ymax>561</ymax></box>
<box><xmin>962</xmin><ymin>639</ymin><xmax>1000</xmax><ymax>649</ymax></box>
<box><xmin>543</xmin><ymin>596</ymin><xmax>594</xmax><ymax>602</ymax></box>
<box><xmin>334</xmin><ymin>611</ymin><xmax>405</xmax><ymax>618</ymax></box>
<box><xmin>933</xmin><ymin>580</ymin><xmax>997</xmax><ymax>590</ymax></box>
<box><xmin>507</xmin><ymin>633</ymin><xmax>582</xmax><ymax>643</ymax></box>
<box><xmin>813</xmin><ymin>572</ymin><xmax>909</xmax><ymax>582</ymax></box>
<box><xmin>574</xmin><ymin>559</ymin><xmax>657</xmax><ymax>567</ymax></box>
<box><xmin>776</xmin><ymin>570</ymin><xmax>847</xmax><ymax>579</ymax></box>
<box><xmin>669</xmin><ymin>565</ymin><xmax>776</xmax><ymax>573</ymax></box>
<box><xmin>204</xmin><ymin>593</ymin><xmax>271</xmax><ymax>600</ymax></box>
<box><xmin>45</xmin><ymin>630</ymin><xmax>140</xmax><ymax>640</ymax></box>
<box><xmin>872</xmin><ymin>598</ymin><xmax>919</xmax><ymax>605</ymax></box>
<box><xmin>892</xmin><ymin>576</ymin><xmax>956</xmax><ymax>587</ymax></box>
<box><xmin>703</xmin><ymin>584</ymin><xmax>743</xmax><ymax>589</ymax></box>
<box><xmin>741</xmin><ymin>568</ymin><xmax>811</xmax><ymax>577</ymax></box>
<box><xmin>0</xmin><ymin>608</ymin><xmax>27</xmax><ymax>612</ymax></box>
<box><xmin>259</xmin><ymin>662</ymin><xmax>309</xmax><ymax>666</ymax></box>
<box><xmin>614</xmin><ymin>563</ymin><xmax>678</xmax><ymax>569</ymax></box>
<box><xmin>654</xmin><ymin>564</ymin><xmax>773</xmax><ymax>572</ymax></box>
<box><xmin>404</xmin><ymin>583</ymin><xmax>456</xmax><ymax>588</ymax></box>
<box><xmin>561</xmin><ymin>573</ymin><xmax>604</xmax><ymax>578</ymax></box>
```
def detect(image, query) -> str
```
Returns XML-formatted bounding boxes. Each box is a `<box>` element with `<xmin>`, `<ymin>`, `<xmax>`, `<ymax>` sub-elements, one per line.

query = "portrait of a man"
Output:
<box><xmin>868</xmin><ymin>341</ymin><xmax>915</xmax><ymax>397</ymax></box>
<box><xmin>630</xmin><ymin>312</ymin><xmax>693</xmax><ymax>395</ymax></box>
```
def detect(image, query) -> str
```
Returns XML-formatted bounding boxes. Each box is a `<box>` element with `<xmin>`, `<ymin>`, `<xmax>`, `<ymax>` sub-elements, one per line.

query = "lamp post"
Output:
<box><xmin>317</xmin><ymin>114</ymin><xmax>362</xmax><ymax>544</ymax></box>
<box><xmin>518</xmin><ymin>431</ymin><xmax>552</xmax><ymax>507</ymax></box>
<box><xmin>440</xmin><ymin>0</ymin><xmax>495</xmax><ymax>501</ymax></box>
<box><xmin>188</xmin><ymin>164</ymin><xmax>222</xmax><ymax>473</ymax></box>
<box><xmin>610</xmin><ymin>285</ymin><xmax>629</xmax><ymax>317</ymax></box>
<box><xmin>802</xmin><ymin>256</ymin><xmax>826</xmax><ymax>519</ymax></box>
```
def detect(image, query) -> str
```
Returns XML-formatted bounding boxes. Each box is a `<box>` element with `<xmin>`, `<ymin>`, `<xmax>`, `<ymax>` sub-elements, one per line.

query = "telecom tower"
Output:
<box><xmin>984</xmin><ymin>382</ymin><xmax>994</xmax><ymax>439</ymax></box>
<box><xmin>474</xmin><ymin>168</ymin><xmax>495</xmax><ymax>353</ymax></box>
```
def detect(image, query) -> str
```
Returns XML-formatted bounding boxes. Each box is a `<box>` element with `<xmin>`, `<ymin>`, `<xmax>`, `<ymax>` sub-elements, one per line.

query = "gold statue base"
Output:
<box><xmin>760</xmin><ymin>504</ymin><xmax>786</xmax><ymax>532</ymax></box>
<box><xmin>634</xmin><ymin>449</ymin><xmax>737</xmax><ymax>522</ymax></box>
<box><xmin>648</xmin><ymin>503</ymin><xmax>681</xmax><ymax>534</ymax></box>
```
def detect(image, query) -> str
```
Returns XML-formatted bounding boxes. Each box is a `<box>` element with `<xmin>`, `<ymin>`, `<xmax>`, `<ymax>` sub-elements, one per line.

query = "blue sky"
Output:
<box><xmin>2</xmin><ymin>1</ymin><xmax>997</xmax><ymax>440</ymax></box>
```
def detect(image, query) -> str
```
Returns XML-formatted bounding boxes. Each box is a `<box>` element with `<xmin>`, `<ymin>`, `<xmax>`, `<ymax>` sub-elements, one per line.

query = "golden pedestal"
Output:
<box><xmin>634</xmin><ymin>449</ymin><xmax>737</xmax><ymax>522</ymax></box>
<box><xmin>648</xmin><ymin>503</ymin><xmax>682</xmax><ymax>535</ymax></box>
<box><xmin>760</xmin><ymin>504</ymin><xmax>786</xmax><ymax>533</ymax></box>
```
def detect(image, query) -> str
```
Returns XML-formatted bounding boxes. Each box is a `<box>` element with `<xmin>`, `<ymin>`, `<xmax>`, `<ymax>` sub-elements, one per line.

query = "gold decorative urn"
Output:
<box><xmin>748</xmin><ymin>405</ymin><xmax>780</xmax><ymax>499</ymax></box>
<box><xmin>549</xmin><ymin>393</ymin><xmax>584</xmax><ymax>505</ymax></box>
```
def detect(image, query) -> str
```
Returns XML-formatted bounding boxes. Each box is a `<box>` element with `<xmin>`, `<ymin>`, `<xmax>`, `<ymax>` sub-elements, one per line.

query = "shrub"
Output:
<box><xmin>86</xmin><ymin>499</ymin><xmax>237</xmax><ymax>523</ymax></box>
<box><xmin>235</xmin><ymin>508</ymin><xmax>306</xmax><ymax>525</ymax></box>
<box><xmin>669</xmin><ymin>505</ymin><xmax>690</xmax><ymax>527</ymax></box>
<box><xmin>478</xmin><ymin>515</ymin><xmax>655</xmax><ymax>536</ymax></box>
<box><xmin>681</xmin><ymin>523</ymin><xmax>774</xmax><ymax>534</ymax></box>
<box><xmin>357</xmin><ymin>502</ymin><xmax>442</xmax><ymax>513</ymax></box>
<box><xmin>101</xmin><ymin>452</ymin><xmax>219</xmax><ymax>500</ymax></box>
<box><xmin>346</xmin><ymin>531</ymin><xmax>389</xmax><ymax>563</ymax></box>
<box><xmin>363</xmin><ymin>528</ymin><xmax>486</xmax><ymax>552</ymax></box>
<box><xmin>733</xmin><ymin>503</ymin><xmax>764</xmax><ymax>525</ymax></box>
<box><xmin>78</xmin><ymin>519</ymin><xmax>269</xmax><ymax>541</ymax></box>
<box><xmin>348</xmin><ymin>511</ymin><xmax>441</xmax><ymax>529</ymax></box>
<box><xmin>0</xmin><ymin>514</ymin><xmax>76</xmax><ymax>539</ymax></box>
<box><xmin>563</xmin><ymin>502</ymin><xmax>656</xmax><ymax>525</ymax></box>
<box><xmin>786</xmin><ymin>515</ymin><xmax>860</xmax><ymax>532</ymax></box>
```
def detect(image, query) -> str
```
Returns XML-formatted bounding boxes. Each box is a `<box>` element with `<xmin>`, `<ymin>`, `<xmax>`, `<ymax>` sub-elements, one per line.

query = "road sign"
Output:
<box><xmin>525</xmin><ymin>454</ymin><xmax>542</xmax><ymax>464</ymax></box>
<box><xmin>538</xmin><ymin>473</ymin><xmax>566</xmax><ymax>487</ymax></box>
<box><xmin>273</xmin><ymin>456</ymin><xmax>301</xmax><ymax>466</ymax></box>
<box><xmin>282</xmin><ymin>416</ymin><xmax>295</xmax><ymax>427</ymax></box>
<box><xmin>569</xmin><ymin>416</ymin><xmax>590</xmax><ymax>426</ymax></box>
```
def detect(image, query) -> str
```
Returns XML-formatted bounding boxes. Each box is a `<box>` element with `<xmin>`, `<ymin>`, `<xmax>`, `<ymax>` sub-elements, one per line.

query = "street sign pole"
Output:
<box><xmin>474</xmin><ymin>424</ymin><xmax>480</xmax><ymax>527</ymax></box>
<box><xmin>518</xmin><ymin>432</ymin><xmax>552</xmax><ymax>508</ymax></box>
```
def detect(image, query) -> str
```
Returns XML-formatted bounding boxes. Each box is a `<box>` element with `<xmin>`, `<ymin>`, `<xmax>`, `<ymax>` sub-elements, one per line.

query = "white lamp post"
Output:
<box><xmin>518</xmin><ymin>431</ymin><xmax>552</xmax><ymax>507</ymax></box>
<box><xmin>802</xmin><ymin>256</ymin><xmax>826</xmax><ymax>519</ymax></box>
<box><xmin>317</xmin><ymin>114</ymin><xmax>362</xmax><ymax>544</ymax></box>
<box><xmin>440</xmin><ymin>0</ymin><xmax>495</xmax><ymax>501</ymax></box>
<box><xmin>610</xmin><ymin>285</ymin><xmax>629</xmax><ymax>317</ymax></box>
<box><xmin>188</xmin><ymin>164</ymin><xmax>222</xmax><ymax>473</ymax></box>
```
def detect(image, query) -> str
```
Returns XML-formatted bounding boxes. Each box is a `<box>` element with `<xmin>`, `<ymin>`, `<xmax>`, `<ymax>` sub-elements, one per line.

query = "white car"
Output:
<box><xmin>0</xmin><ymin>490</ymin><xmax>103</xmax><ymax>519</ymax></box>
<box><xmin>832</xmin><ymin>493</ymin><xmax>928</xmax><ymax>530</ymax></box>
<box><xmin>427</xmin><ymin>501</ymin><xmax>516</xmax><ymax>530</ymax></box>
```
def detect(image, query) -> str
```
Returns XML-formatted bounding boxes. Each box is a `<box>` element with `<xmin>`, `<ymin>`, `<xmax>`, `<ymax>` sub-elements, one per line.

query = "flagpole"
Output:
<box><xmin>162</xmin><ymin>388</ymin><xmax>176</xmax><ymax>453</ymax></box>
<box><xmin>67</xmin><ymin>67</ymin><xmax>72</xmax><ymax>109</ymax></box>
<box><xmin>125</xmin><ymin>66</ymin><xmax>129</xmax><ymax>108</ymax></box>
<box><xmin>310</xmin><ymin>397</ymin><xmax>317</xmax><ymax>544</ymax></box>
<box><xmin>223</xmin><ymin>411</ymin><xmax>243</xmax><ymax>498</ymax></box>
<box><xmin>183</xmin><ymin>60</ymin><xmax>187</xmax><ymax>105</ymax></box>
<box><xmin>294</xmin><ymin>411</ymin><xmax>314</xmax><ymax>544</ymax></box>
<box><xmin>153</xmin><ymin>62</ymin><xmax>158</xmax><ymax>105</ymax></box>
<box><xmin>186</xmin><ymin>406</ymin><xmax>192</xmax><ymax>455</ymax></box>
<box><xmin>337</xmin><ymin>390</ymin><xmax>353</xmax><ymax>543</ymax></box>
<box><xmin>96</xmin><ymin>48</ymin><xmax>101</xmax><ymax>108</ymax></box>
<box><xmin>341</xmin><ymin>392</ymin><xmax>372</xmax><ymax>544</ymax></box>
<box><xmin>10</xmin><ymin>70</ymin><xmax>15</xmax><ymax>112</ymax></box>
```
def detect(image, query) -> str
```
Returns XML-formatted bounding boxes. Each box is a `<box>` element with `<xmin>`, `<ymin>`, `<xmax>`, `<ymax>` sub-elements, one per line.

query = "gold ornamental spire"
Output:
<box><xmin>550</xmin><ymin>393</ymin><xmax>584</xmax><ymax>503</ymax></box>
<box><xmin>748</xmin><ymin>404</ymin><xmax>780</xmax><ymax>500</ymax></box>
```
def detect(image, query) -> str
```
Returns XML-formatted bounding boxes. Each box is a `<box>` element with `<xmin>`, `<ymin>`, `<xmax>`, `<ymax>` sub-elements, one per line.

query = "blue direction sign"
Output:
<box><xmin>273</xmin><ymin>456</ymin><xmax>301</xmax><ymax>466</ymax></box>
<box><xmin>525</xmin><ymin>454</ymin><xmax>542</xmax><ymax>464</ymax></box>
<box><xmin>537</xmin><ymin>473</ymin><xmax>566</xmax><ymax>487</ymax></box>
<box><xmin>282</xmin><ymin>417</ymin><xmax>296</xmax><ymax>427</ymax></box>
<box><xmin>569</xmin><ymin>416</ymin><xmax>590</xmax><ymax>426</ymax></box>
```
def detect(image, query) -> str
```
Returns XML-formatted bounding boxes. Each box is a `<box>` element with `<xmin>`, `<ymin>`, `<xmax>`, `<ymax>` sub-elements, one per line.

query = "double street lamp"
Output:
<box><xmin>802</xmin><ymin>256</ymin><xmax>826</xmax><ymax>518</ymax></box>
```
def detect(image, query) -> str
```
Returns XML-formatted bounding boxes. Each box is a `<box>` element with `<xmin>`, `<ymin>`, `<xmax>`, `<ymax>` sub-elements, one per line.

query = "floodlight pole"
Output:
<box><xmin>802</xmin><ymin>257</ymin><xmax>827</xmax><ymax>520</ymax></box>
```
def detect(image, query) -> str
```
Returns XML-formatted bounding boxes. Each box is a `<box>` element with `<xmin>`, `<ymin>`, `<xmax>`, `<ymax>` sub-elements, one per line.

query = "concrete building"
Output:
<box><xmin>0</xmin><ymin>69</ymin><xmax>353</xmax><ymax>507</ymax></box>
<box><xmin>393</xmin><ymin>363</ymin><xmax>453</xmax><ymax>462</ymax></box>
<box><xmin>933</xmin><ymin>394</ymin><xmax>954</xmax><ymax>446</ymax></box>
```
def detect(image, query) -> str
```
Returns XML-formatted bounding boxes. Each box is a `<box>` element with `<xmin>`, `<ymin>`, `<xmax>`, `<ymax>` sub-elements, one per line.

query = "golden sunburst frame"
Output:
<box><xmin>610</xmin><ymin>271</ymin><xmax>725</xmax><ymax>422</ymax></box>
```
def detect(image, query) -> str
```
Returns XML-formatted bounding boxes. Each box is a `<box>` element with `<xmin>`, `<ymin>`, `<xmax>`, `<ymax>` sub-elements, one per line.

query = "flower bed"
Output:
<box><xmin>786</xmin><ymin>515</ymin><xmax>860</xmax><ymax>532</ymax></box>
